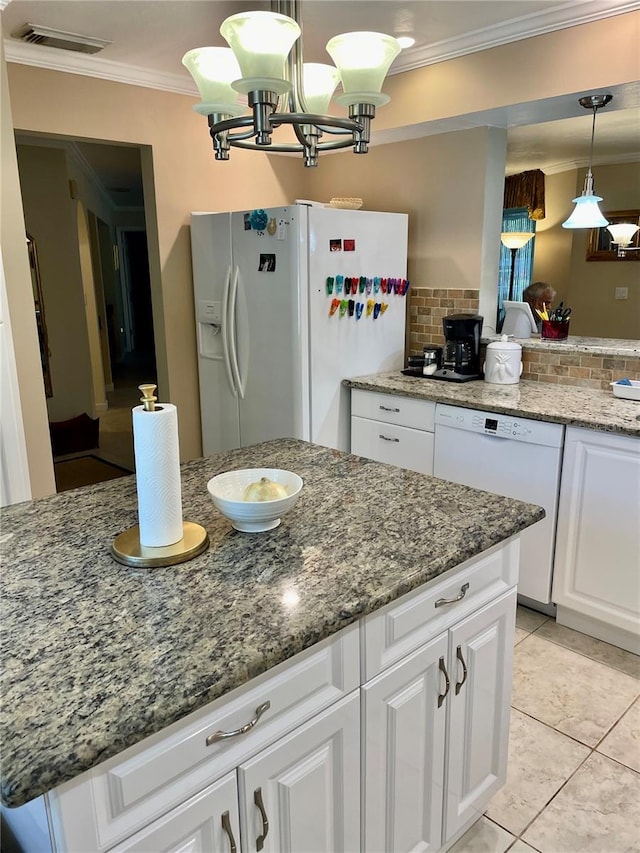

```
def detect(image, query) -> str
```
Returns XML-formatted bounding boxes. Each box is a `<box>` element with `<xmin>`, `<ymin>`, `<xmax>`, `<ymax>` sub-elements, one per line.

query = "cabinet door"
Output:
<box><xmin>362</xmin><ymin>633</ymin><xmax>448</xmax><ymax>853</ymax></box>
<box><xmin>238</xmin><ymin>692</ymin><xmax>359</xmax><ymax>853</ymax></box>
<box><xmin>444</xmin><ymin>588</ymin><xmax>516</xmax><ymax>842</ymax></box>
<box><xmin>552</xmin><ymin>427</ymin><xmax>640</xmax><ymax>649</ymax></box>
<box><xmin>109</xmin><ymin>771</ymin><xmax>240</xmax><ymax>853</ymax></box>
<box><xmin>351</xmin><ymin>417</ymin><xmax>434</xmax><ymax>475</ymax></box>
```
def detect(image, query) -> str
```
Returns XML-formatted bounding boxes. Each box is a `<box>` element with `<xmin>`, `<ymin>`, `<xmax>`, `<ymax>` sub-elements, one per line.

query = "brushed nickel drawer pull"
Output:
<box><xmin>435</xmin><ymin>582</ymin><xmax>469</xmax><ymax>608</ymax></box>
<box><xmin>205</xmin><ymin>701</ymin><xmax>271</xmax><ymax>746</ymax></box>
<box><xmin>379</xmin><ymin>405</ymin><xmax>400</xmax><ymax>412</ymax></box>
<box><xmin>221</xmin><ymin>810</ymin><xmax>237</xmax><ymax>853</ymax></box>
<box><xmin>254</xmin><ymin>786</ymin><xmax>269</xmax><ymax>851</ymax></box>
<box><xmin>379</xmin><ymin>434</ymin><xmax>400</xmax><ymax>443</ymax></box>
<box><xmin>455</xmin><ymin>645</ymin><xmax>468</xmax><ymax>695</ymax></box>
<box><xmin>438</xmin><ymin>656</ymin><xmax>450</xmax><ymax>708</ymax></box>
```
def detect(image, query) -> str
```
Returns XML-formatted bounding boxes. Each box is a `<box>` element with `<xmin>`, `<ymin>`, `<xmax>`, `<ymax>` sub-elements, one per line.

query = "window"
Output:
<box><xmin>497</xmin><ymin>208</ymin><xmax>536</xmax><ymax>330</ymax></box>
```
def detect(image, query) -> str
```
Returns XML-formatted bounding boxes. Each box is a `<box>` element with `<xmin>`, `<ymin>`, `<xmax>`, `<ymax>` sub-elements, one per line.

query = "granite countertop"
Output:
<box><xmin>346</xmin><ymin>373</ymin><xmax>640</xmax><ymax>436</ymax></box>
<box><xmin>482</xmin><ymin>335</ymin><xmax>640</xmax><ymax>358</ymax></box>
<box><xmin>1</xmin><ymin>439</ymin><xmax>543</xmax><ymax>808</ymax></box>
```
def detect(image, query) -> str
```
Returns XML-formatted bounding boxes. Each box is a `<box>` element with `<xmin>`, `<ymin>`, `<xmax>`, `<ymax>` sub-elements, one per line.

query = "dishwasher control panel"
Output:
<box><xmin>435</xmin><ymin>404</ymin><xmax>564</xmax><ymax>448</ymax></box>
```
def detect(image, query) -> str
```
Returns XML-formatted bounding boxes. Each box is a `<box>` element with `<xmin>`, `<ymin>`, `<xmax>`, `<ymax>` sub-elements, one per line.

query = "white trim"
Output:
<box><xmin>4</xmin><ymin>1</ymin><xmax>639</xmax><ymax>92</ymax></box>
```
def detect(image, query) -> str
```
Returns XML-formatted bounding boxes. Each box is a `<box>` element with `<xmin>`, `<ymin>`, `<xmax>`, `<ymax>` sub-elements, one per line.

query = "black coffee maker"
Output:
<box><xmin>430</xmin><ymin>314</ymin><xmax>483</xmax><ymax>382</ymax></box>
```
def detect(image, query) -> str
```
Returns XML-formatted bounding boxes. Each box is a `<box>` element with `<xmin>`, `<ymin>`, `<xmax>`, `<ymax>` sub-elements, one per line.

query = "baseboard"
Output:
<box><xmin>95</xmin><ymin>401</ymin><xmax>109</xmax><ymax>415</ymax></box>
<box><xmin>556</xmin><ymin>606</ymin><xmax>640</xmax><ymax>655</ymax></box>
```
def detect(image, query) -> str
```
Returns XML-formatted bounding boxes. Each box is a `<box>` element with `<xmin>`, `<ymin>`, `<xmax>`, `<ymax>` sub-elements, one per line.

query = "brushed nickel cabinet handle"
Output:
<box><xmin>379</xmin><ymin>434</ymin><xmax>400</xmax><ymax>442</ymax></box>
<box><xmin>379</xmin><ymin>405</ymin><xmax>400</xmax><ymax>412</ymax></box>
<box><xmin>254</xmin><ymin>786</ymin><xmax>269</xmax><ymax>851</ymax></box>
<box><xmin>455</xmin><ymin>645</ymin><xmax>468</xmax><ymax>695</ymax></box>
<box><xmin>435</xmin><ymin>582</ymin><xmax>469</xmax><ymax>608</ymax></box>
<box><xmin>221</xmin><ymin>810</ymin><xmax>237</xmax><ymax>853</ymax></box>
<box><xmin>438</xmin><ymin>656</ymin><xmax>450</xmax><ymax>708</ymax></box>
<box><xmin>205</xmin><ymin>701</ymin><xmax>271</xmax><ymax>746</ymax></box>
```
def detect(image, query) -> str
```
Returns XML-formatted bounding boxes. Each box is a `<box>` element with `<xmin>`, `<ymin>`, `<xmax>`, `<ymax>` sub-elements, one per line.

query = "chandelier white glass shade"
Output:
<box><xmin>181</xmin><ymin>0</ymin><xmax>401</xmax><ymax>167</ymax></box>
<box><xmin>562</xmin><ymin>94</ymin><xmax>612</xmax><ymax>229</ymax></box>
<box><xmin>607</xmin><ymin>222</ymin><xmax>640</xmax><ymax>257</ymax></box>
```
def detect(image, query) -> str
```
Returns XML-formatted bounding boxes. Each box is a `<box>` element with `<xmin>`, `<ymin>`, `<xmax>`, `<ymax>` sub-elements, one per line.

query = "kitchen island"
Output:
<box><xmin>1</xmin><ymin>439</ymin><xmax>543</xmax><ymax>852</ymax></box>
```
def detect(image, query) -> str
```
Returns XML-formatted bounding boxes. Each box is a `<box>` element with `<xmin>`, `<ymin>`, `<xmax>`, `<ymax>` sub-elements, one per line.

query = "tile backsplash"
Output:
<box><xmin>408</xmin><ymin>287</ymin><xmax>640</xmax><ymax>390</ymax></box>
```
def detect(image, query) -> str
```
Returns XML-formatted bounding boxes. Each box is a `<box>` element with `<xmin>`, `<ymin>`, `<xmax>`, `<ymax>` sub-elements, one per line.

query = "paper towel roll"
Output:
<box><xmin>132</xmin><ymin>403</ymin><xmax>183</xmax><ymax>547</ymax></box>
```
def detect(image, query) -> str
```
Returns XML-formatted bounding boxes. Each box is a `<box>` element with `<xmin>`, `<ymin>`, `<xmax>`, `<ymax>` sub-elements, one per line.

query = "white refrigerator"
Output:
<box><xmin>190</xmin><ymin>204</ymin><xmax>408</xmax><ymax>455</ymax></box>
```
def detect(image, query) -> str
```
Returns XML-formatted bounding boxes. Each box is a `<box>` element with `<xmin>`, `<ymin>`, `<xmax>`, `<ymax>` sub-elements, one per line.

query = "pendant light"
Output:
<box><xmin>562</xmin><ymin>94</ymin><xmax>612</xmax><ymax>229</ymax></box>
<box><xmin>182</xmin><ymin>0</ymin><xmax>401</xmax><ymax>167</ymax></box>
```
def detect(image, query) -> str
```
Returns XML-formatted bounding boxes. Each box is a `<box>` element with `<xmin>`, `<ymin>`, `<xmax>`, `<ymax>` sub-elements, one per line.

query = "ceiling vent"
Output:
<box><xmin>16</xmin><ymin>23</ymin><xmax>111</xmax><ymax>55</ymax></box>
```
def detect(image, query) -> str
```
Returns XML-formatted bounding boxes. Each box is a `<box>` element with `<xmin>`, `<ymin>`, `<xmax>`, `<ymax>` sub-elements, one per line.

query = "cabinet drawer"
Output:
<box><xmin>50</xmin><ymin>626</ymin><xmax>359</xmax><ymax>851</ymax></box>
<box><xmin>352</xmin><ymin>389</ymin><xmax>435</xmax><ymax>431</ymax></box>
<box><xmin>362</xmin><ymin>540</ymin><xmax>519</xmax><ymax>680</ymax></box>
<box><xmin>351</xmin><ymin>417</ymin><xmax>434</xmax><ymax>475</ymax></box>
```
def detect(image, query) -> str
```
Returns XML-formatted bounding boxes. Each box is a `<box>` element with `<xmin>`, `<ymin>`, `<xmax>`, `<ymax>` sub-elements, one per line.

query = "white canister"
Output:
<box><xmin>483</xmin><ymin>335</ymin><xmax>523</xmax><ymax>385</ymax></box>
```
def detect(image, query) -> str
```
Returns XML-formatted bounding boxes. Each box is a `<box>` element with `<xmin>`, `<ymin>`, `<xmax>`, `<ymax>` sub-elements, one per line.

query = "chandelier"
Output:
<box><xmin>182</xmin><ymin>0</ymin><xmax>401</xmax><ymax>167</ymax></box>
<box><xmin>562</xmin><ymin>93</ymin><xmax>613</xmax><ymax>229</ymax></box>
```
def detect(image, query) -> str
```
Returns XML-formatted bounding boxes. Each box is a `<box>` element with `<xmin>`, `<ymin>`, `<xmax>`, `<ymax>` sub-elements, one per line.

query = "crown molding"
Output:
<box><xmin>390</xmin><ymin>0</ymin><xmax>640</xmax><ymax>75</ymax></box>
<box><xmin>0</xmin><ymin>0</ymin><xmax>13</xmax><ymax>10</ymax></box>
<box><xmin>3</xmin><ymin>40</ymin><xmax>199</xmax><ymax>96</ymax></box>
<box><xmin>510</xmin><ymin>152</ymin><xmax>640</xmax><ymax>175</ymax></box>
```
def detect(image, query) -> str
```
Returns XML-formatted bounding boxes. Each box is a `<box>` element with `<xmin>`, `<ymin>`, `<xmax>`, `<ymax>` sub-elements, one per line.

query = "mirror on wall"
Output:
<box><xmin>26</xmin><ymin>233</ymin><xmax>52</xmax><ymax>397</ymax></box>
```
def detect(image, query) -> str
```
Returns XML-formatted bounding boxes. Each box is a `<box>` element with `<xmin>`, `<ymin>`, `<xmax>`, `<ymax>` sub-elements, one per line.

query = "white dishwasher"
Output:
<box><xmin>433</xmin><ymin>404</ymin><xmax>564</xmax><ymax>610</ymax></box>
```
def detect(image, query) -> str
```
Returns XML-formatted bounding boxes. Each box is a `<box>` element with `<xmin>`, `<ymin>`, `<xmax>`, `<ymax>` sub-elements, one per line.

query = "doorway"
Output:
<box><xmin>14</xmin><ymin>134</ymin><xmax>159</xmax><ymax>489</ymax></box>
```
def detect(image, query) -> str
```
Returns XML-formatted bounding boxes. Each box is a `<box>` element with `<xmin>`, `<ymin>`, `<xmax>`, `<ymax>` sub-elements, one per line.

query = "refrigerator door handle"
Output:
<box><xmin>221</xmin><ymin>265</ymin><xmax>238</xmax><ymax>398</ymax></box>
<box><xmin>228</xmin><ymin>265</ymin><xmax>245</xmax><ymax>400</ymax></box>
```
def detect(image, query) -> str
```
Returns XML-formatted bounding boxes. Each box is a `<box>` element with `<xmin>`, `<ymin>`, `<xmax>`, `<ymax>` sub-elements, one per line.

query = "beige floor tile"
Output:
<box><xmin>448</xmin><ymin>817</ymin><xmax>514</xmax><ymax>853</ymax></box>
<box><xmin>597</xmin><ymin>697</ymin><xmax>640</xmax><ymax>772</ymax></box>
<box><xmin>485</xmin><ymin>709</ymin><xmax>589</xmax><ymax>836</ymax></box>
<box><xmin>515</xmin><ymin>606</ymin><xmax>548</xmax><ymax>635</ymax></box>
<box><xmin>512</xmin><ymin>635</ymin><xmax>640</xmax><ymax>747</ymax></box>
<box><xmin>514</xmin><ymin>627</ymin><xmax>528</xmax><ymax>646</ymax></box>
<box><xmin>522</xmin><ymin>752</ymin><xmax>640</xmax><ymax>853</ymax></box>
<box><xmin>536</xmin><ymin>619</ymin><xmax>640</xmax><ymax>678</ymax></box>
<box><xmin>507</xmin><ymin>842</ymin><xmax>538</xmax><ymax>853</ymax></box>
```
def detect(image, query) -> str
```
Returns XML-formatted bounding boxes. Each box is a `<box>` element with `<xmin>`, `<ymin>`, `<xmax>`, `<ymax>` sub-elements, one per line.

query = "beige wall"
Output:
<box><xmin>0</xmin><ymin>35</ymin><xmax>55</xmax><ymax>498</ymax></box>
<box><xmin>16</xmin><ymin>145</ymin><xmax>95</xmax><ymax>422</ymax></box>
<box><xmin>533</xmin><ymin>163</ymin><xmax>640</xmax><ymax>338</ymax></box>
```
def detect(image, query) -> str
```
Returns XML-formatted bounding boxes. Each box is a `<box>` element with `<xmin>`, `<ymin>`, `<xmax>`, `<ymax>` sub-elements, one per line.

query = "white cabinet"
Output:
<box><xmin>109</xmin><ymin>772</ymin><xmax>239</xmax><ymax>853</ymax></box>
<box><xmin>362</xmin><ymin>585</ymin><xmax>516</xmax><ymax>853</ymax></box>
<box><xmin>552</xmin><ymin>426</ymin><xmax>640</xmax><ymax>654</ymax></box>
<box><xmin>351</xmin><ymin>389</ymin><xmax>435</xmax><ymax>475</ymax></box>
<box><xmin>238</xmin><ymin>692</ymin><xmax>360</xmax><ymax>853</ymax></box>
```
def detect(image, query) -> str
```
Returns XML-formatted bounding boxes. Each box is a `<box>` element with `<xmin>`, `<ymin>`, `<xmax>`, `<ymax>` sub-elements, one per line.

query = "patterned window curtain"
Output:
<box><xmin>503</xmin><ymin>169</ymin><xmax>546</xmax><ymax>220</ymax></box>
<box><xmin>497</xmin><ymin>208</ymin><xmax>536</xmax><ymax>329</ymax></box>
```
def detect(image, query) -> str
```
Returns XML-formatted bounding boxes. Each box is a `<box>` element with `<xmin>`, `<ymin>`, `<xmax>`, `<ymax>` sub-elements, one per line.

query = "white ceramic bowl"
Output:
<box><xmin>611</xmin><ymin>379</ymin><xmax>640</xmax><ymax>401</ymax></box>
<box><xmin>207</xmin><ymin>468</ymin><xmax>303</xmax><ymax>533</ymax></box>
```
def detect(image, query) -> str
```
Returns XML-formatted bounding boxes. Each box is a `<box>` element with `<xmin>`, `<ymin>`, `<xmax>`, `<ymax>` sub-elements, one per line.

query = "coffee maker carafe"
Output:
<box><xmin>431</xmin><ymin>314</ymin><xmax>483</xmax><ymax>382</ymax></box>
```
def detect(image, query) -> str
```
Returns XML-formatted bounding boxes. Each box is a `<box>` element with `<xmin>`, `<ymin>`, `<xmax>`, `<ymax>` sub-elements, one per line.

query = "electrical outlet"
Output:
<box><xmin>615</xmin><ymin>287</ymin><xmax>629</xmax><ymax>300</ymax></box>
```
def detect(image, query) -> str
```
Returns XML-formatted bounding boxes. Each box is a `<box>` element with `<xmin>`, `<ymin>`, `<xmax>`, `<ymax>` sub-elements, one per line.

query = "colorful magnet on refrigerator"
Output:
<box><xmin>380</xmin><ymin>302</ymin><xmax>389</xmax><ymax>314</ymax></box>
<box><xmin>355</xmin><ymin>302</ymin><xmax>364</xmax><ymax>320</ymax></box>
<box><xmin>249</xmin><ymin>209</ymin><xmax>268</xmax><ymax>231</ymax></box>
<box><xmin>365</xmin><ymin>277</ymin><xmax>372</xmax><ymax>294</ymax></box>
<box><xmin>339</xmin><ymin>299</ymin><xmax>348</xmax><ymax>317</ymax></box>
<box><xmin>366</xmin><ymin>299</ymin><xmax>375</xmax><ymax>317</ymax></box>
<box><xmin>351</xmin><ymin>278</ymin><xmax>358</xmax><ymax>295</ymax></box>
<box><xmin>336</xmin><ymin>275</ymin><xmax>344</xmax><ymax>294</ymax></box>
<box><xmin>359</xmin><ymin>276</ymin><xmax>366</xmax><ymax>293</ymax></box>
<box><xmin>373</xmin><ymin>302</ymin><xmax>381</xmax><ymax>319</ymax></box>
<box><xmin>329</xmin><ymin>298</ymin><xmax>340</xmax><ymax>316</ymax></box>
<box><xmin>348</xmin><ymin>299</ymin><xmax>355</xmax><ymax>317</ymax></box>
<box><xmin>373</xmin><ymin>277</ymin><xmax>381</xmax><ymax>294</ymax></box>
<box><xmin>267</xmin><ymin>217</ymin><xmax>277</xmax><ymax>235</ymax></box>
<box><xmin>326</xmin><ymin>277</ymin><xmax>334</xmax><ymax>295</ymax></box>
<box><xmin>381</xmin><ymin>278</ymin><xmax>388</xmax><ymax>293</ymax></box>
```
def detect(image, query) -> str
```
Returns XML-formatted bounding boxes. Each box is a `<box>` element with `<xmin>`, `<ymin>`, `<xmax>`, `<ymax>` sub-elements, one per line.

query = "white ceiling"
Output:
<box><xmin>4</xmin><ymin>0</ymin><xmax>640</xmax><ymax>201</ymax></box>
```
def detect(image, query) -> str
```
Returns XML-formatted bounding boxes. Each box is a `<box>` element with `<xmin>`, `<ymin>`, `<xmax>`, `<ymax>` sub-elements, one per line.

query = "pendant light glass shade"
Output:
<box><xmin>607</xmin><ymin>222</ymin><xmax>640</xmax><ymax>247</ymax></box>
<box><xmin>500</xmin><ymin>232</ymin><xmax>534</xmax><ymax>250</ymax></box>
<box><xmin>562</xmin><ymin>193</ymin><xmax>608</xmax><ymax>229</ymax></box>
<box><xmin>220</xmin><ymin>11</ymin><xmax>301</xmax><ymax>95</ymax></box>
<box><xmin>301</xmin><ymin>63</ymin><xmax>341</xmax><ymax>114</ymax></box>
<box><xmin>182</xmin><ymin>47</ymin><xmax>245</xmax><ymax>116</ymax></box>
<box><xmin>327</xmin><ymin>31</ymin><xmax>401</xmax><ymax>107</ymax></box>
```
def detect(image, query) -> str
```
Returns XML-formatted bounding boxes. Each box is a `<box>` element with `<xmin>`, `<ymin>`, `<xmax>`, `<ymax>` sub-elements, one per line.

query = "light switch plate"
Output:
<box><xmin>615</xmin><ymin>287</ymin><xmax>629</xmax><ymax>300</ymax></box>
